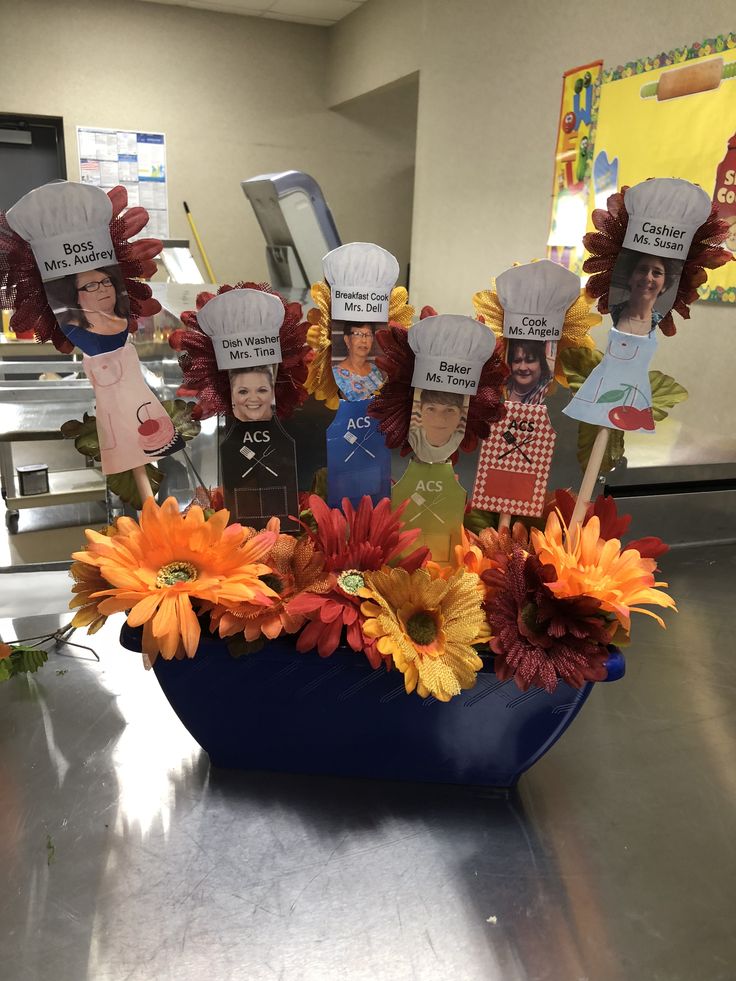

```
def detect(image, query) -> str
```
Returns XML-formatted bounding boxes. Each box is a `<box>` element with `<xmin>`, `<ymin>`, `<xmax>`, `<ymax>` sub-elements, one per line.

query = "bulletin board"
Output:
<box><xmin>548</xmin><ymin>32</ymin><xmax>736</xmax><ymax>303</ymax></box>
<box><xmin>76</xmin><ymin>127</ymin><xmax>169</xmax><ymax>239</ymax></box>
<box><xmin>546</xmin><ymin>60</ymin><xmax>603</xmax><ymax>276</ymax></box>
<box><xmin>592</xmin><ymin>34</ymin><xmax>736</xmax><ymax>302</ymax></box>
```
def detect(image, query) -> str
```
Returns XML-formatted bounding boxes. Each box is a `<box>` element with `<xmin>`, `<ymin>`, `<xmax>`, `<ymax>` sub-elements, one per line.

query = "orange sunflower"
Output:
<box><xmin>531</xmin><ymin>511</ymin><xmax>676</xmax><ymax>630</ymax></box>
<box><xmin>72</xmin><ymin>497</ymin><xmax>278</xmax><ymax>662</ymax></box>
<box><xmin>361</xmin><ymin>567</ymin><xmax>485</xmax><ymax>701</ymax></box>
<box><xmin>69</xmin><ymin>558</ymin><xmax>111</xmax><ymax>635</ymax></box>
<box><xmin>208</xmin><ymin>517</ymin><xmax>331</xmax><ymax>642</ymax></box>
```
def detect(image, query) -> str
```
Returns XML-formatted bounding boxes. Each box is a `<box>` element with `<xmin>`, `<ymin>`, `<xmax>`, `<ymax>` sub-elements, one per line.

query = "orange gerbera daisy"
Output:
<box><xmin>208</xmin><ymin>517</ymin><xmax>330</xmax><ymax>642</ymax></box>
<box><xmin>361</xmin><ymin>567</ymin><xmax>485</xmax><ymax>701</ymax></box>
<box><xmin>69</xmin><ymin>558</ymin><xmax>111</xmax><ymax>635</ymax></box>
<box><xmin>531</xmin><ymin>511</ymin><xmax>676</xmax><ymax>630</ymax></box>
<box><xmin>72</xmin><ymin>497</ymin><xmax>278</xmax><ymax>662</ymax></box>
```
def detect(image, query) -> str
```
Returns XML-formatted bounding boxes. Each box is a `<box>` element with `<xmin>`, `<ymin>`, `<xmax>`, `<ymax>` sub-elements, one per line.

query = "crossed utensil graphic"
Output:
<box><xmin>343</xmin><ymin>429</ymin><xmax>376</xmax><ymax>461</ymax></box>
<box><xmin>240</xmin><ymin>442</ymin><xmax>278</xmax><ymax>478</ymax></box>
<box><xmin>497</xmin><ymin>429</ymin><xmax>534</xmax><ymax>465</ymax></box>
<box><xmin>408</xmin><ymin>491</ymin><xmax>446</xmax><ymax>525</ymax></box>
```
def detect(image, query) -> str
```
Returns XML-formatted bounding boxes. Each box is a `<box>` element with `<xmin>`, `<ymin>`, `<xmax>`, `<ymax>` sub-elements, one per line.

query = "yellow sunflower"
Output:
<box><xmin>305</xmin><ymin>280</ymin><xmax>414</xmax><ymax>408</ymax></box>
<box><xmin>472</xmin><ymin>268</ymin><xmax>600</xmax><ymax>389</ymax></box>
<box><xmin>361</xmin><ymin>567</ymin><xmax>485</xmax><ymax>701</ymax></box>
<box><xmin>531</xmin><ymin>511</ymin><xmax>677</xmax><ymax>630</ymax></box>
<box><xmin>71</xmin><ymin>497</ymin><xmax>278</xmax><ymax>662</ymax></box>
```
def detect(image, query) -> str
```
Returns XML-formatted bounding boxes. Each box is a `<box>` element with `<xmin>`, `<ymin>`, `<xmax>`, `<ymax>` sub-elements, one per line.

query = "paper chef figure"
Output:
<box><xmin>6</xmin><ymin>181</ymin><xmax>183</xmax><ymax>475</ymax></box>
<box><xmin>199</xmin><ymin>288</ymin><xmax>300</xmax><ymax>531</ymax></box>
<box><xmin>322</xmin><ymin>242</ymin><xmax>398</xmax><ymax>505</ymax></box>
<box><xmin>564</xmin><ymin>178</ymin><xmax>711</xmax><ymax>433</ymax></box>
<box><xmin>471</xmin><ymin>260</ymin><xmax>579</xmax><ymax>518</ymax></box>
<box><xmin>392</xmin><ymin>314</ymin><xmax>494</xmax><ymax>561</ymax></box>
<box><xmin>407</xmin><ymin>314</ymin><xmax>493</xmax><ymax>463</ymax></box>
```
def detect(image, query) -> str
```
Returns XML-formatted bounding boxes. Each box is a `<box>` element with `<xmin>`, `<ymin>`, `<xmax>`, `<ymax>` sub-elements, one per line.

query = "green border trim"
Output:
<box><xmin>602</xmin><ymin>33</ymin><xmax>736</xmax><ymax>83</ymax></box>
<box><xmin>699</xmin><ymin>284</ymin><xmax>736</xmax><ymax>303</ymax></box>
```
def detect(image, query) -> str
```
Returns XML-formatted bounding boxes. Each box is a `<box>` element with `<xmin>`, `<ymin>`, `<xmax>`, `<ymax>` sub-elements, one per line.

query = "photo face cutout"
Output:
<box><xmin>608</xmin><ymin>248</ymin><xmax>684</xmax><ymax>335</ymax></box>
<box><xmin>330</xmin><ymin>319</ymin><xmax>386</xmax><ymax>401</ymax></box>
<box><xmin>229</xmin><ymin>364</ymin><xmax>276</xmax><ymax>423</ymax></box>
<box><xmin>43</xmin><ymin>264</ymin><xmax>131</xmax><ymax>352</ymax></box>
<box><xmin>408</xmin><ymin>387</ymin><xmax>469</xmax><ymax>463</ymax></box>
<box><xmin>505</xmin><ymin>339</ymin><xmax>556</xmax><ymax>405</ymax></box>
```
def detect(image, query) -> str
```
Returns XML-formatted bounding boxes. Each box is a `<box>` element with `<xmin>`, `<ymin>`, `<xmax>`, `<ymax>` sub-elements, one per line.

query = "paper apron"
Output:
<box><xmin>83</xmin><ymin>341</ymin><xmax>179</xmax><ymax>475</ymax></box>
<box><xmin>220</xmin><ymin>417</ymin><xmax>300</xmax><ymax>532</ymax></box>
<box><xmin>326</xmin><ymin>400</ymin><xmax>391</xmax><ymax>508</ymax></box>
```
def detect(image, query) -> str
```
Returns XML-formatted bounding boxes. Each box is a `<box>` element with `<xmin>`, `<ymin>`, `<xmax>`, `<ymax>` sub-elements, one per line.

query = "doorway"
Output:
<box><xmin>0</xmin><ymin>113</ymin><xmax>66</xmax><ymax>210</ymax></box>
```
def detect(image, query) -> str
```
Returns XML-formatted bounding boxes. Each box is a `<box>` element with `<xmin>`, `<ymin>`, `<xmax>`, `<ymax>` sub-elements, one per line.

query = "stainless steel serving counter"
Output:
<box><xmin>1</xmin><ymin>544</ymin><xmax>734</xmax><ymax>981</ymax></box>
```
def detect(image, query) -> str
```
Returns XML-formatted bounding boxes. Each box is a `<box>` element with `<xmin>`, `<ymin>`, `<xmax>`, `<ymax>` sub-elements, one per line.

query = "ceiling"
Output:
<box><xmin>138</xmin><ymin>0</ymin><xmax>367</xmax><ymax>27</ymax></box>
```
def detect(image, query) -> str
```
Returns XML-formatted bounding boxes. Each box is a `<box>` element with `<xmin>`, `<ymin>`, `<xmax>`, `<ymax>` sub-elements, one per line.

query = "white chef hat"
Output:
<box><xmin>322</xmin><ymin>242</ymin><xmax>399</xmax><ymax>321</ymax></box>
<box><xmin>622</xmin><ymin>178</ymin><xmax>711</xmax><ymax>258</ymax></box>
<box><xmin>197</xmin><ymin>288</ymin><xmax>285</xmax><ymax>371</ymax></box>
<box><xmin>409</xmin><ymin>314</ymin><xmax>494</xmax><ymax>395</ymax></box>
<box><xmin>6</xmin><ymin>181</ymin><xmax>115</xmax><ymax>283</ymax></box>
<box><xmin>495</xmin><ymin>259</ymin><xmax>580</xmax><ymax>342</ymax></box>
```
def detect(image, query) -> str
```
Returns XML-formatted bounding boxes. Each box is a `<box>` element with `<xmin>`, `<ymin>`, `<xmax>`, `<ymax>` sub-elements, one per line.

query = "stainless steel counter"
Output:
<box><xmin>1</xmin><ymin>544</ymin><xmax>735</xmax><ymax>981</ymax></box>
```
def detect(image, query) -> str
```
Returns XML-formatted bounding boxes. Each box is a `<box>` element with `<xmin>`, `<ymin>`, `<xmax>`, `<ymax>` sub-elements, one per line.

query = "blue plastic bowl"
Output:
<box><xmin>119</xmin><ymin>625</ymin><xmax>624</xmax><ymax>788</ymax></box>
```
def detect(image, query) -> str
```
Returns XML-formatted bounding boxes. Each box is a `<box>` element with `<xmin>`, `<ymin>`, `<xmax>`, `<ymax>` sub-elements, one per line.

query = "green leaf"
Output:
<box><xmin>596</xmin><ymin>389</ymin><xmax>627</xmax><ymax>404</ymax></box>
<box><xmin>464</xmin><ymin>508</ymin><xmax>497</xmax><ymax>534</ymax></box>
<box><xmin>310</xmin><ymin>467</ymin><xmax>328</xmax><ymax>501</ymax></box>
<box><xmin>577</xmin><ymin>423</ymin><xmax>625</xmax><ymax>475</ymax></box>
<box><xmin>60</xmin><ymin>415</ymin><xmax>102</xmax><ymax>461</ymax></box>
<box><xmin>649</xmin><ymin>370</ymin><xmax>688</xmax><ymax>423</ymax></box>
<box><xmin>227</xmin><ymin>636</ymin><xmax>266</xmax><ymax>658</ymax></box>
<box><xmin>107</xmin><ymin>464</ymin><xmax>164</xmax><ymax>509</ymax></box>
<box><xmin>160</xmin><ymin>399</ymin><xmax>201</xmax><ymax>442</ymax></box>
<box><xmin>0</xmin><ymin>659</ymin><xmax>12</xmax><ymax>683</ymax></box>
<box><xmin>559</xmin><ymin>346</ymin><xmax>602</xmax><ymax>393</ymax></box>
<box><xmin>9</xmin><ymin>645</ymin><xmax>49</xmax><ymax>676</ymax></box>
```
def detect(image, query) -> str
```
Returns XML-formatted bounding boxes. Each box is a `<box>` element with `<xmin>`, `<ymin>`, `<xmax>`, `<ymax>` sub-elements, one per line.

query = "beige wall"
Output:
<box><xmin>0</xmin><ymin>0</ymin><xmax>416</xmax><ymax>284</ymax></box>
<box><xmin>329</xmin><ymin>0</ymin><xmax>736</xmax><ymax>468</ymax></box>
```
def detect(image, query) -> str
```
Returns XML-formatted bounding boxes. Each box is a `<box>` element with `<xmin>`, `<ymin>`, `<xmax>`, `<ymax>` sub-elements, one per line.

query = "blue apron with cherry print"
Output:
<box><xmin>563</xmin><ymin>326</ymin><xmax>656</xmax><ymax>434</ymax></box>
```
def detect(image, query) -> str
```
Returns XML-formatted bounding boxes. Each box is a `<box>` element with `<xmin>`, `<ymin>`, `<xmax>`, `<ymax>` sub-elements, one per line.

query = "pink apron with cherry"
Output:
<box><xmin>83</xmin><ymin>340</ymin><xmax>177</xmax><ymax>475</ymax></box>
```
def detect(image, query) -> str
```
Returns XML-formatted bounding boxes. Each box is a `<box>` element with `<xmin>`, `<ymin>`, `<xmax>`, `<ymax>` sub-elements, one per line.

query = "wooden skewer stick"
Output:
<box><xmin>133</xmin><ymin>465</ymin><xmax>155</xmax><ymax>506</ymax></box>
<box><xmin>568</xmin><ymin>426</ymin><xmax>610</xmax><ymax>541</ymax></box>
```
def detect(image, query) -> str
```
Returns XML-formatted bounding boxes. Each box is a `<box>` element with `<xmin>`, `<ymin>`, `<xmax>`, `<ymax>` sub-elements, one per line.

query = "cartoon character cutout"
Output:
<box><xmin>565</xmin><ymin>178</ymin><xmax>711</xmax><ymax>433</ymax></box>
<box><xmin>6</xmin><ymin>182</ymin><xmax>182</xmax><ymax>474</ymax></box>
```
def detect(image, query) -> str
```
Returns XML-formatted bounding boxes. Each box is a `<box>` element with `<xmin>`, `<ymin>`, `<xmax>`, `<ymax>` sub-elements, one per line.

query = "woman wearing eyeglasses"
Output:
<box><xmin>332</xmin><ymin>321</ymin><xmax>385</xmax><ymax>401</ymax></box>
<box><xmin>45</xmin><ymin>263</ymin><xmax>182</xmax><ymax>472</ymax></box>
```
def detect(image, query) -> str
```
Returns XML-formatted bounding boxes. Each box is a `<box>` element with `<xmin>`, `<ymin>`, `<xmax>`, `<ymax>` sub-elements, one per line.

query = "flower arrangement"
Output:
<box><xmin>70</xmin><ymin>490</ymin><xmax>674</xmax><ymax>703</ymax></box>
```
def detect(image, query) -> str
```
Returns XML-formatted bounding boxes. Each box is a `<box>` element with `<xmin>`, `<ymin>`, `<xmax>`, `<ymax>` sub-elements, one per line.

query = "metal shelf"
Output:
<box><xmin>5</xmin><ymin>468</ymin><xmax>106</xmax><ymax>510</ymax></box>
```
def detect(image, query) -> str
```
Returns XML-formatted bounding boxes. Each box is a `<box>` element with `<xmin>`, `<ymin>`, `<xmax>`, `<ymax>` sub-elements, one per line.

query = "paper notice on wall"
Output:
<box><xmin>77</xmin><ymin>127</ymin><xmax>169</xmax><ymax>239</ymax></box>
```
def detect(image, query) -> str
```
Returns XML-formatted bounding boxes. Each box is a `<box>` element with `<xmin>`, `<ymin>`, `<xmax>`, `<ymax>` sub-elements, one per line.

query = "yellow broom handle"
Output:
<box><xmin>183</xmin><ymin>201</ymin><xmax>216</xmax><ymax>283</ymax></box>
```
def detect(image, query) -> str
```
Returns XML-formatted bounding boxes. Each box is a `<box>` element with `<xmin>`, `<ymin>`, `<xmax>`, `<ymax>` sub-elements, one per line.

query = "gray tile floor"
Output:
<box><xmin>0</xmin><ymin>543</ymin><xmax>734</xmax><ymax>980</ymax></box>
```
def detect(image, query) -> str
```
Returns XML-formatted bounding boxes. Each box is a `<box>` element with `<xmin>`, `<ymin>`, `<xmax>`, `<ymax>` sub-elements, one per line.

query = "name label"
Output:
<box><xmin>411</xmin><ymin>355</ymin><xmax>483</xmax><ymax>394</ymax></box>
<box><xmin>331</xmin><ymin>285</ymin><xmax>390</xmax><ymax>321</ymax></box>
<box><xmin>503</xmin><ymin>311</ymin><xmax>563</xmax><ymax>341</ymax></box>
<box><xmin>31</xmin><ymin>226</ymin><xmax>115</xmax><ymax>283</ymax></box>
<box><xmin>622</xmin><ymin>216</ymin><xmax>696</xmax><ymax>258</ymax></box>
<box><xmin>206</xmin><ymin>331</ymin><xmax>282</xmax><ymax>371</ymax></box>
